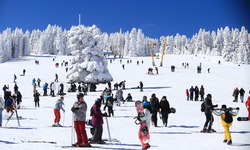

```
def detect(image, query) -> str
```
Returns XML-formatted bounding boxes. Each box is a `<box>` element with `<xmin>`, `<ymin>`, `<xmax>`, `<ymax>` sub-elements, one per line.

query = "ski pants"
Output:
<box><xmin>240</xmin><ymin>96</ymin><xmax>244</xmax><ymax>102</ymax></box>
<box><xmin>151</xmin><ymin>111</ymin><xmax>158</xmax><ymax>126</ymax></box>
<box><xmin>54</xmin><ymin>109</ymin><xmax>60</xmax><ymax>123</ymax></box>
<box><xmin>74</xmin><ymin>121</ymin><xmax>89</xmax><ymax>145</ymax></box>
<box><xmin>190</xmin><ymin>93</ymin><xmax>193</xmax><ymax>100</ymax></box>
<box><xmin>204</xmin><ymin>113</ymin><xmax>214</xmax><ymax>130</ymax></box>
<box><xmin>92</xmin><ymin>125</ymin><xmax>103</xmax><ymax>142</ymax></box>
<box><xmin>187</xmin><ymin>95</ymin><xmax>189</xmax><ymax>100</ymax></box>
<box><xmin>223</xmin><ymin>122</ymin><xmax>232</xmax><ymax>141</ymax></box>
<box><xmin>108</xmin><ymin>106</ymin><xmax>114</xmax><ymax>117</ymax></box>
<box><xmin>6</xmin><ymin>106</ymin><xmax>13</xmax><ymax>113</ymax></box>
<box><xmin>138</xmin><ymin>126</ymin><xmax>150</xmax><ymax>149</ymax></box>
<box><xmin>35</xmin><ymin>100</ymin><xmax>39</xmax><ymax>108</ymax></box>
<box><xmin>161</xmin><ymin>112</ymin><xmax>169</xmax><ymax>127</ymax></box>
<box><xmin>200</xmin><ymin>95</ymin><xmax>204</xmax><ymax>101</ymax></box>
<box><xmin>117</xmin><ymin>99</ymin><xmax>121</xmax><ymax>106</ymax></box>
<box><xmin>0</xmin><ymin>108</ymin><xmax>2</xmax><ymax>126</ymax></box>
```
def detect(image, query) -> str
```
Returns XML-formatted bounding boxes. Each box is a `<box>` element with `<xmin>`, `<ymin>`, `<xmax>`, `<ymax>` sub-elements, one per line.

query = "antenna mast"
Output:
<box><xmin>79</xmin><ymin>14</ymin><xmax>81</xmax><ymax>25</ymax></box>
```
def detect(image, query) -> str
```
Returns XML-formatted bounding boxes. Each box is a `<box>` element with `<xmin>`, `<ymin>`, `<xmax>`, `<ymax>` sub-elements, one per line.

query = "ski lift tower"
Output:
<box><xmin>148</xmin><ymin>42</ymin><xmax>159</xmax><ymax>66</ymax></box>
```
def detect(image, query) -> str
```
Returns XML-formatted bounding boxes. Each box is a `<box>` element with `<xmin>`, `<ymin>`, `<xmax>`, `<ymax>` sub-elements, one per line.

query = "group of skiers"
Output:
<box><xmin>232</xmin><ymin>87</ymin><xmax>246</xmax><ymax>103</ymax></box>
<box><xmin>187</xmin><ymin>85</ymin><xmax>205</xmax><ymax>101</ymax></box>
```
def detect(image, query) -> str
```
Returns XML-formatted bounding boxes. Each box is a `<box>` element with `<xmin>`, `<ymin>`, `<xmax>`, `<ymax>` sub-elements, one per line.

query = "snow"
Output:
<box><xmin>0</xmin><ymin>54</ymin><xmax>250</xmax><ymax>150</ymax></box>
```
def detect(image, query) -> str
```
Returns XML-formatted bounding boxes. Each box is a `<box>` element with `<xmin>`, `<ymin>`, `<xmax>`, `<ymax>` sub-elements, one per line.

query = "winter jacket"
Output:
<box><xmin>150</xmin><ymin>97</ymin><xmax>160</xmax><ymax>112</ymax></box>
<box><xmin>54</xmin><ymin>99</ymin><xmax>65</xmax><ymax>111</ymax></box>
<box><xmin>0</xmin><ymin>97</ymin><xmax>4</xmax><ymax>109</ymax></box>
<box><xmin>239</xmin><ymin>89</ymin><xmax>245</xmax><ymax>96</ymax></box>
<box><xmin>186</xmin><ymin>89</ymin><xmax>189</xmax><ymax>96</ymax></box>
<box><xmin>33</xmin><ymin>93</ymin><xmax>40</xmax><ymax>101</ymax></box>
<box><xmin>4</xmin><ymin>91</ymin><xmax>11</xmax><ymax>100</ymax></box>
<box><xmin>43</xmin><ymin>84</ymin><xmax>47</xmax><ymax>90</ymax></box>
<box><xmin>115</xmin><ymin>89</ymin><xmax>123</xmax><ymax>100</ymax></box>
<box><xmin>5</xmin><ymin>98</ymin><xmax>13</xmax><ymax>107</ymax></box>
<box><xmin>51</xmin><ymin>83</ymin><xmax>56</xmax><ymax>91</ymax></box>
<box><xmin>213</xmin><ymin>109</ymin><xmax>238</xmax><ymax>126</ymax></box>
<box><xmin>91</xmin><ymin>103</ymin><xmax>103</xmax><ymax>126</ymax></box>
<box><xmin>232</xmin><ymin>89</ymin><xmax>239</xmax><ymax>97</ymax></box>
<box><xmin>72</xmin><ymin>101</ymin><xmax>87</xmax><ymax>121</ymax></box>
<box><xmin>200</xmin><ymin>87</ymin><xmax>205</xmax><ymax>95</ymax></box>
<box><xmin>189</xmin><ymin>88</ymin><xmax>194</xmax><ymax>94</ymax></box>
<box><xmin>246</xmin><ymin>96</ymin><xmax>250</xmax><ymax>108</ymax></box>
<box><xmin>204</xmin><ymin>97</ymin><xmax>217</xmax><ymax>114</ymax></box>
<box><xmin>194</xmin><ymin>87</ymin><xmax>199</xmax><ymax>96</ymax></box>
<box><xmin>160</xmin><ymin>98</ymin><xmax>170</xmax><ymax>113</ymax></box>
<box><xmin>106</xmin><ymin>96</ymin><xmax>114</xmax><ymax>107</ymax></box>
<box><xmin>140</xmin><ymin>108</ymin><xmax>152</xmax><ymax>130</ymax></box>
<box><xmin>17</xmin><ymin>92</ymin><xmax>22</xmax><ymax>103</ymax></box>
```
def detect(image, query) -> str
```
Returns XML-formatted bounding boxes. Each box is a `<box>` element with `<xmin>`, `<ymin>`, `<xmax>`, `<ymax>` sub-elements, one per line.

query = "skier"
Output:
<box><xmin>106</xmin><ymin>93</ymin><xmax>114</xmax><ymax>117</ymax></box>
<box><xmin>140</xmin><ymin>81</ymin><xmax>143</xmax><ymax>92</ymax></box>
<box><xmin>71</xmin><ymin>93</ymin><xmax>91</xmax><ymax>147</ymax></box>
<box><xmin>33</xmin><ymin>82</ymin><xmax>37</xmax><ymax>94</ymax></box>
<box><xmin>186</xmin><ymin>89</ymin><xmax>189</xmax><ymax>100</ymax></box>
<box><xmin>200</xmin><ymin>85</ymin><xmax>205</xmax><ymax>101</ymax></box>
<box><xmin>122</xmin><ymin>64</ymin><xmax>125</xmax><ymax>70</ymax></box>
<box><xmin>138</xmin><ymin>101</ymin><xmax>152</xmax><ymax>150</ymax></box>
<box><xmin>16</xmin><ymin>91</ymin><xmax>22</xmax><ymax>109</ymax></box>
<box><xmin>78</xmin><ymin>84</ymin><xmax>82</xmax><ymax>92</ymax></box>
<box><xmin>59</xmin><ymin>83</ymin><xmax>64</xmax><ymax>95</ymax></box>
<box><xmin>194</xmin><ymin>86</ymin><xmax>199</xmax><ymax>101</ymax></box>
<box><xmin>207</xmin><ymin>68</ymin><xmax>210</xmax><ymax>73</ymax></box>
<box><xmin>53</xmin><ymin>96</ymin><xmax>65</xmax><ymax>127</ymax></box>
<box><xmin>37</xmin><ymin>78</ymin><xmax>41</xmax><ymax>87</ymax></box>
<box><xmin>213</xmin><ymin>105</ymin><xmax>239</xmax><ymax>145</ymax></box>
<box><xmin>232</xmin><ymin>88</ymin><xmax>239</xmax><ymax>102</ymax></box>
<box><xmin>51</xmin><ymin>82</ymin><xmax>56</xmax><ymax>97</ymax></box>
<box><xmin>14</xmin><ymin>83</ymin><xmax>19</xmax><ymax>94</ymax></box>
<box><xmin>245</xmin><ymin>96</ymin><xmax>250</xmax><ymax>119</ymax></box>
<box><xmin>150</xmin><ymin>93</ymin><xmax>159</xmax><ymax>127</ymax></box>
<box><xmin>14</xmin><ymin>74</ymin><xmax>17</xmax><ymax>83</ymax></box>
<box><xmin>122</xmin><ymin>80</ymin><xmax>126</xmax><ymax>89</ymax></box>
<box><xmin>115</xmin><ymin>88</ymin><xmax>123</xmax><ymax>106</ymax></box>
<box><xmin>159</xmin><ymin>96</ymin><xmax>170</xmax><ymax>127</ymax></box>
<box><xmin>239</xmin><ymin>88</ymin><xmax>245</xmax><ymax>103</ymax></box>
<box><xmin>125</xmin><ymin>93</ymin><xmax>133</xmax><ymax>102</ymax></box>
<box><xmin>5</xmin><ymin>94</ymin><xmax>13</xmax><ymax>113</ymax></box>
<box><xmin>55</xmin><ymin>73</ymin><xmax>58</xmax><ymax>82</ymax></box>
<box><xmin>23</xmin><ymin>69</ymin><xmax>26</xmax><ymax>76</ymax></box>
<box><xmin>201</xmin><ymin>94</ymin><xmax>218</xmax><ymax>132</ymax></box>
<box><xmin>43</xmin><ymin>83</ymin><xmax>48</xmax><ymax>96</ymax></box>
<box><xmin>83</xmin><ymin>84</ymin><xmax>88</xmax><ymax>95</ymax></box>
<box><xmin>90</xmin><ymin>98</ymin><xmax>108</xmax><ymax>144</ymax></box>
<box><xmin>33</xmin><ymin>90</ymin><xmax>40</xmax><ymax>108</ymax></box>
<box><xmin>0</xmin><ymin>96</ymin><xmax>4</xmax><ymax>127</ymax></box>
<box><xmin>4</xmin><ymin>90</ymin><xmax>11</xmax><ymax>109</ymax></box>
<box><xmin>189</xmin><ymin>86</ymin><xmax>194</xmax><ymax>101</ymax></box>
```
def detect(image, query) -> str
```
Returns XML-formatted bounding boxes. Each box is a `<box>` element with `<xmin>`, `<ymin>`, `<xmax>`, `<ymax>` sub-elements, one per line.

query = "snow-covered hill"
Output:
<box><xmin>0</xmin><ymin>54</ymin><xmax>249</xmax><ymax>150</ymax></box>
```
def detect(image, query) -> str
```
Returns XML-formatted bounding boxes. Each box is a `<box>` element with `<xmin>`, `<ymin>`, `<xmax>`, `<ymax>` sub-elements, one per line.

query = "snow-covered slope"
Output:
<box><xmin>0</xmin><ymin>54</ymin><xmax>249</xmax><ymax>150</ymax></box>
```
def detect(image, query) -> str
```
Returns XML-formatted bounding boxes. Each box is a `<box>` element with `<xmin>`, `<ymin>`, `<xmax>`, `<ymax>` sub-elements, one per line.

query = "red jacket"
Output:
<box><xmin>91</xmin><ymin>103</ymin><xmax>103</xmax><ymax>126</ymax></box>
<box><xmin>186</xmin><ymin>89</ymin><xmax>189</xmax><ymax>96</ymax></box>
<box><xmin>246</xmin><ymin>96</ymin><xmax>250</xmax><ymax>108</ymax></box>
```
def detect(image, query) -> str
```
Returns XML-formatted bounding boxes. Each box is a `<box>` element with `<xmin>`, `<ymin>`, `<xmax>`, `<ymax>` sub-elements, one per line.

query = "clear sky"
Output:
<box><xmin>0</xmin><ymin>0</ymin><xmax>249</xmax><ymax>39</ymax></box>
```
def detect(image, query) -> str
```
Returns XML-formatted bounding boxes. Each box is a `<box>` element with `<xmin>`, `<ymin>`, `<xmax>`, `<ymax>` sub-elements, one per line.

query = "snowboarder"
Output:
<box><xmin>150</xmin><ymin>93</ymin><xmax>159</xmax><ymax>127</ymax></box>
<box><xmin>0</xmin><ymin>96</ymin><xmax>4</xmax><ymax>127</ymax></box>
<box><xmin>186</xmin><ymin>89</ymin><xmax>189</xmax><ymax>100</ymax></box>
<box><xmin>239</xmin><ymin>87</ymin><xmax>245</xmax><ymax>103</ymax></box>
<box><xmin>14</xmin><ymin>74</ymin><xmax>17</xmax><ymax>83</ymax></box>
<box><xmin>90</xmin><ymin>98</ymin><xmax>108</xmax><ymax>144</ymax></box>
<box><xmin>159</xmin><ymin>96</ymin><xmax>170</xmax><ymax>127</ymax></box>
<box><xmin>125</xmin><ymin>93</ymin><xmax>133</xmax><ymax>102</ymax></box>
<box><xmin>16</xmin><ymin>91</ymin><xmax>22</xmax><ymax>109</ymax></box>
<box><xmin>115</xmin><ymin>88</ymin><xmax>123</xmax><ymax>106</ymax></box>
<box><xmin>232</xmin><ymin>88</ymin><xmax>239</xmax><ymax>102</ymax></box>
<box><xmin>201</xmin><ymin>94</ymin><xmax>218</xmax><ymax>132</ymax></box>
<box><xmin>245</xmin><ymin>96</ymin><xmax>250</xmax><ymax>119</ymax></box>
<box><xmin>55</xmin><ymin>73</ymin><xmax>58</xmax><ymax>82</ymax></box>
<box><xmin>200</xmin><ymin>85</ymin><xmax>205</xmax><ymax>101</ymax></box>
<box><xmin>138</xmin><ymin>101</ymin><xmax>152</xmax><ymax>150</ymax></box>
<box><xmin>140</xmin><ymin>81</ymin><xmax>143</xmax><ymax>92</ymax></box>
<box><xmin>213</xmin><ymin>105</ymin><xmax>239</xmax><ymax>145</ymax></box>
<box><xmin>189</xmin><ymin>86</ymin><xmax>194</xmax><ymax>101</ymax></box>
<box><xmin>37</xmin><ymin>78</ymin><xmax>41</xmax><ymax>87</ymax></box>
<box><xmin>71</xmin><ymin>93</ymin><xmax>91</xmax><ymax>147</ymax></box>
<box><xmin>33</xmin><ymin>90</ymin><xmax>40</xmax><ymax>108</ymax></box>
<box><xmin>53</xmin><ymin>96</ymin><xmax>65</xmax><ymax>127</ymax></box>
<box><xmin>23</xmin><ymin>69</ymin><xmax>26</xmax><ymax>76</ymax></box>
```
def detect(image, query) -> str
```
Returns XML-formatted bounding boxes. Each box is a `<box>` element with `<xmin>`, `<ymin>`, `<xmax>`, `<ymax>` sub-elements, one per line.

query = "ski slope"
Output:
<box><xmin>0</xmin><ymin>54</ymin><xmax>250</xmax><ymax>150</ymax></box>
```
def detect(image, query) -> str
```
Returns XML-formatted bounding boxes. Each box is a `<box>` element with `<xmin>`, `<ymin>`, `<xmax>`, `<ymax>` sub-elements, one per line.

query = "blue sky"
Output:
<box><xmin>0</xmin><ymin>0</ymin><xmax>249</xmax><ymax>39</ymax></box>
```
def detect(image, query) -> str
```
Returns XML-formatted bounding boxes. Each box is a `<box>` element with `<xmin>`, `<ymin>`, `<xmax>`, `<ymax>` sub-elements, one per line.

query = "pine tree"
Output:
<box><xmin>222</xmin><ymin>26</ymin><xmax>233</xmax><ymax>61</ymax></box>
<box><xmin>237</xmin><ymin>26</ymin><xmax>249</xmax><ymax>64</ymax></box>
<box><xmin>129</xmin><ymin>28</ymin><xmax>137</xmax><ymax>57</ymax></box>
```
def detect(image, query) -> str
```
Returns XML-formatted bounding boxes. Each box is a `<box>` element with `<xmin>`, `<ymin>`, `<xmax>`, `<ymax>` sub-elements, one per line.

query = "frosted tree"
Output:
<box><xmin>11</xmin><ymin>28</ymin><xmax>23</xmax><ymax>58</ymax></box>
<box><xmin>66</xmin><ymin>25</ymin><xmax>113</xmax><ymax>83</ymax></box>
<box><xmin>194</xmin><ymin>29</ymin><xmax>203</xmax><ymax>54</ymax></box>
<box><xmin>166</xmin><ymin>36</ymin><xmax>174</xmax><ymax>54</ymax></box>
<box><xmin>202</xmin><ymin>31</ymin><xmax>212</xmax><ymax>55</ymax></box>
<box><xmin>136</xmin><ymin>29</ymin><xmax>145</xmax><ymax>56</ymax></box>
<box><xmin>1</xmin><ymin>28</ymin><xmax>12</xmax><ymax>62</ymax></box>
<box><xmin>237</xmin><ymin>26</ymin><xmax>249</xmax><ymax>64</ymax></box>
<box><xmin>23</xmin><ymin>30</ymin><xmax>30</xmax><ymax>55</ymax></box>
<box><xmin>29</xmin><ymin>29</ymin><xmax>42</xmax><ymax>54</ymax></box>
<box><xmin>212</xmin><ymin>28</ymin><xmax>224</xmax><ymax>56</ymax></box>
<box><xmin>54</xmin><ymin>27</ymin><xmax>68</xmax><ymax>55</ymax></box>
<box><xmin>159</xmin><ymin>36</ymin><xmax>166</xmax><ymax>54</ymax></box>
<box><xmin>231</xmin><ymin>28</ymin><xmax>240</xmax><ymax>63</ymax></box>
<box><xmin>124</xmin><ymin>31</ymin><xmax>130</xmax><ymax>56</ymax></box>
<box><xmin>129</xmin><ymin>28</ymin><xmax>137</xmax><ymax>57</ymax></box>
<box><xmin>173</xmin><ymin>33</ymin><xmax>181</xmax><ymax>55</ymax></box>
<box><xmin>222</xmin><ymin>26</ymin><xmax>233</xmax><ymax>61</ymax></box>
<box><xmin>184</xmin><ymin>38</ymin><xmax>191</xmax><ymax>55</ymax></box>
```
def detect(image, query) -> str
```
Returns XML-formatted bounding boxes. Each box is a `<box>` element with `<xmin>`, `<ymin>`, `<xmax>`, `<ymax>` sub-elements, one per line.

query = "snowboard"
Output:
<box><xmin>135</xmin><ymin>100</ymin><xmax>150</xmax><ymax>144</ymax></box>
<box><xmin>237</xmin><ymin>117</ymin><xmax>249</xmax><ymax>121</ymax></box>
<box><xmin>170</xmin><ymin>107</ymin><xmax>176</xmax><ymax>113</ymax></box>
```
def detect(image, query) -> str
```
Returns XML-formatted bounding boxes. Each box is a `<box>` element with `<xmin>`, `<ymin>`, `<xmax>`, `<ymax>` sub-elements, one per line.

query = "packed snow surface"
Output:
<box><xmin>0</xmin><ymin>54</ymin><xmax>249</xmax><ymax>150</ymax></box>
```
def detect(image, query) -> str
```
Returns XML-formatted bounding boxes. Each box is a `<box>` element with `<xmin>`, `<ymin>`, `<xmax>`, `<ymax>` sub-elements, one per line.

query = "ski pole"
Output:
<box><xmin>105</xmin><ymin>116</ymin><xmax>112</xmax><ymax>145</ymax></box>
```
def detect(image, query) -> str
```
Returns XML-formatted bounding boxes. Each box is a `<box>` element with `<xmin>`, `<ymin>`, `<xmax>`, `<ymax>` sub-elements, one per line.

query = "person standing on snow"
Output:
<box><xmin>5</xmin><ymin>94</ymin><xmax>13</xmax><ymax>113</ymax></box>
<box><xmin>33</xmin><ymin>90</ymin><xmax>40</xmax><ymax>108</ymax></box>
<box><xmin>53</xmin><ymin>96</ymin><xmax>65</xmax><ymax>127</ymax></box>
<box><xmin>16</xmin><ymin>91</ymin><xmax>22</xmax><ymax>109</ymax></box>
<box><xmin>213</xmin><ymin>105</ymin><xmax>239</xmax><ymax>145</ymax></box>
<box><xmin>232</xmin><ymin>88</ymin><xmax>239</xmax><ymax>102</ymax></box>
<box><xmin>189</xmin><ymin>86</ymin><xmax>194</xmax><ymax>101</ymax></box>
<box><xmin>37</xmin><ymin>78</ymin><xmax>41</xmax><ymax>87</ymax></box>
<box><xmin>239</xmin><ymin>88</ymin><xmax>245</xmax><ymax>103</ymax></box>
<box><xmin>106</xmin><ymin>93</ymin><xmax>114</xmax><ymax>117</ymax></box>
<box><xmin>201</xmin><ymin>94</ymin><xmax>218</xmax><ymax>132</ymax></box>
<box><xmin>115</xmin><ymin>88</ymin><xmax>123</xmax><ymax>106</ymax></box>
<box><xmin>71</xmin><ymin>93</ymin><xmax>91</xmax><ymax>147</ymax></box>
<box><xmin>43</xmin><ymin>83</ymin><xmax>48</xmax><ymax>96</ymax></box>
<box><xmin>194</xmin><ymin>86</ymin><xmax>199</xmax><ymax>101</ymax></box>
<box><xmin>55</xmin><ymin>73</ymin><xmax>58</xmax><ymax>82</ymax></box>
<box><xmin>150</xmin><ymin>93</ymin><xmax>160</xmax><ymax>127</ymax></box>
<box><xmin>186</xmin><ymin>89</ymin><xmax>189</xmax><ymax>100</ymax></box>
<box><xmin>138</xmin><ymin>101</ymin><xmax>152</xmax><ymax>150</ymax></box>
<box><xmin>14</xmin><ymin>74</ymin><xmax>17</xmax><ymax>83</ymax></box>
<box><xmin>200</xmin><ymin>85</ymin><xmax>205</xmax><ymax>101</ymax></box>
<box><xmin>159</xmin><ymin>96</ymin><xmax>170</xmax><ymax>127</ymax></box>
<box><xmin>51</xmin><ymin>82</ymin><xmax>56</xmax><ymax>97</ymax></box>
<box><xmin>245</xmin><ymin>96</ymin><xmax>250</xmax><ymax>119</ymax></box>
<box><xmin>90</xmin><ymin>98</ymin><xmax>108</xmax><ymax>144</ymax></box>
<box><xmin>23</xmin><ymin>69</ymin><xmax>26</xmax><ymax>76</ymax></box>
<box><xmin>140</xmin><ymin>81</ymin><xmax>143</xmax><ymax>92</ymax></box>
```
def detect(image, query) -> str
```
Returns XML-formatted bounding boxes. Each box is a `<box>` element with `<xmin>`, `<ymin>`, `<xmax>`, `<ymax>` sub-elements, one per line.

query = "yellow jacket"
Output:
<box><xmin>213</xmin><ymin>109</ymin><xmax>238</xmax><ymax>126</ymax></box>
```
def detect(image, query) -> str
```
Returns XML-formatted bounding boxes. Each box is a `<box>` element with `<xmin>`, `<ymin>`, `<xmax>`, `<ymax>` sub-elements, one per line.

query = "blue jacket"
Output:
<box><xmin>43</xmin><ymin>84</ymin><xmax>47</xmax><ymax>90</ymax></box>
<box><xmin>6</xmin><ymin>98</ymin><xmax>13</xmax><ymax>107</ymax></box>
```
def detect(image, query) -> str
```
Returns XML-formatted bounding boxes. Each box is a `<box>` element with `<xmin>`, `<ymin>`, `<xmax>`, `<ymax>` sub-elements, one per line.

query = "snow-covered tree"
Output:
<box><xmin>166</xmin><ymin>36</ymin><xmax>174</xmax><ymax>54</ymax></box>
<box><xmin>222</xmin><ymin>26</ymin><xmax>233</xmax><ymax>61</ymax></box>
<box><xmin>136</xmin><ymin>29</ymin><xmax>145</xmax><ymax>56</ymax></box>
<box><xmin>66</xmin><ymin>25</ymin><xmax>113</xmax><ymax>83</ymax></box>
<box><xmin>23</xmin><ymin>30</ymin><xmax>30</xmax><ymax>55</ymax></box>
<box><xmin>237</xmin><ymin>26</ymin><xmax>249</xmax><ymax>64</ymax></box>
<box><xmin>124</xmin><ymin>31</ymin><xmax>130</xmax><ymax>56</ymax></box>
<box><xmin>173</xmin><ymin>33</ymin><xmax>181</xmax><ymax>55</ymax></box>
<box><xmin>194</xmin><ymin>29</ymin><xmax>203</xmax><ymax>54</ymax></box>
<box><xmin>129</xmin><ymin>28</ymin><xmax>137</xmax><ymax>57</ymax></box>
<box><xmin>1</xmin><ymin>28</ymin><xmax>12</xmax><ymax>62</ymax></box>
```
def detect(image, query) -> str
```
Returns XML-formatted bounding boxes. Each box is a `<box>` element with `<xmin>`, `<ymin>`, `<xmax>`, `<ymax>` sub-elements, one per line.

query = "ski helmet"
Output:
<box><xmin>77</xmin><ymin>93</ymin><xmax>84</xmax><ymax>99</ymax></box>
<box><xmin>143</xmin><ymin>101</ymin><xmax>150</xmax><ymax>107</ymax></box>
<box><xmin>95</xmin><ymin>98</ymin><xmax>102</xmax><ymax>103</ymax></box>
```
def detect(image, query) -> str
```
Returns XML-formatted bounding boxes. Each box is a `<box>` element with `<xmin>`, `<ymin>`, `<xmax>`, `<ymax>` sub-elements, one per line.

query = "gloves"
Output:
<box><xmin>102</xmin><ymin>112</ymin><xmax>108</xmax><ymax>117</ymax></box>
<box><xmin>236</xmin><ymin>107</ymin><xmax>240</xmax><ymax>110</ymax></box>
<box><xmin>71</xmin><ymin>107</ymin><xmax>79</xmax><ymax>112</ymax></box>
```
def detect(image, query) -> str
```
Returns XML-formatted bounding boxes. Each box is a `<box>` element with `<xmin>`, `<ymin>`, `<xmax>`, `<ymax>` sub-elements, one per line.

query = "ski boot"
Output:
<box><xmin>227</xmin><ymin>140</ymin><xmax>232</xmax><ymax>145</ymax></box>
<box><xmin>223</xmin><ymin>139</ymin><xmax>227</xmax><ymax>143</ymax></box>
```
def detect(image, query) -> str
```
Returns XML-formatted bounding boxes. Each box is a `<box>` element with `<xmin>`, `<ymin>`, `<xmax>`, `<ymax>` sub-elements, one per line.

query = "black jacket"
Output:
<box><xmin>160</xmin><ymin>99</ymin><xmax>170</xmax><ymax>113</ymax></box>
<box><xmin>150</xmin><ymin>97</ymin><xmax>159</xmax><ymax>112</ymax></box>
<box><xmin>204</xmin><ymin>97</ymin><xmax>217</xmax><ymax>114</ymax></box>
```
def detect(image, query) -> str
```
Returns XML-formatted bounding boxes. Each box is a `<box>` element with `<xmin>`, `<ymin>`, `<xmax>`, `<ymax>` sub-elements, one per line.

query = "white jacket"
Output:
<box><xmin>52</xmin><ymin>83</ymin><xmax>56</xmax><ymax>91</ymax></box>
<box><xmin>140</xmin><ymin>108</ymin><xmax>152</xmax><ymax>130</ymax></box>
<box><xmin>0</xmin><ymin>97</ymin><xmax>4</xmax><ymax>109</ymax></box>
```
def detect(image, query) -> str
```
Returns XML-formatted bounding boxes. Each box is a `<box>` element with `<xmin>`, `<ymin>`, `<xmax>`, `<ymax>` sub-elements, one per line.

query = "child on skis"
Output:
<box><xmin>212</xmin><ymin>105</ymin><xmax>239</xmax><ymax>145</ymax></box>
<box><xmin>53</xmin><ymin>96</ymin><xmax>65</xmax><ymax>127</ymax></box>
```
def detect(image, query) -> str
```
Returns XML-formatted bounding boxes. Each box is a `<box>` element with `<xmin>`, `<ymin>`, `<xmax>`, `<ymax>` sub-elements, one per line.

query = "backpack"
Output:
<box><xmin>224</xmin><ymin>110</ymin><xmax>233</xmax><ymax>123</ymax></box>
<box><xmin>201</xmin><ymin>102</ymin><xmax>205</xmax><ymax>112</ymax></box>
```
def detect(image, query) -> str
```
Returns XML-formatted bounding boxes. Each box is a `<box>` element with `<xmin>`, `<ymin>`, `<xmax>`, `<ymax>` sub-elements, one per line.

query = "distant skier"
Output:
<box><xmin>43</xmin><ymin>82</ymin><xmax>48</xmax><ymax>96</ymax></box>
<box><xmin>239</xmin><ymin>88</ymin><xmax>245</xmax><ymax>103</ymax></box>
<box><xmin>14</xmin><ymin>74</ymin><xmax>17</xmax><ymax>83</ymax></box>
<box><xmin>245</xmin><ymin>96</ymin><xmax>250</xmax><ymax>119</ymax></box>
<box><xmin>16</xmin><ymin>91</ymin><xmax>22</xmax><ymax>109</ymax></box>
<box><xmin>159</xmin><ymin>96</ymin><xmax>170</xmax><ymax>127</ymax></box>
<box><xmin>53</xmin><ymin>96</ymin><xmax>65</xmax><ymax>127</ymax></box>
<box><xmin>186</xmin><ymin>89</ymin><xmax>189</xmax><ymax>100</ymax></box>
<box><xmin>14</xmin><ymin>83</ymin><xmax>19</xmax><ymax>94</ymax></box>
<box><xmin>150</xmin><ymin>93</ymin><xmax>160</xmax><ymax>127</ymax></box>
<box><xmin>71</xmin><ymin>93</ymin><xmax>91</xmax><ymax>147</ymax></box>
<box><xmin>213</xmin><ymin>105</ymin><xmax>239</xmax><ymax>145</ymax></box>
<box><xmin>140</xmin><ymin>81</ymin><xmax>143</xmax><ymax>92</ymax></box>
<box><xmin>115</xmin><ymin>88</ymin><xmax>123</xmax><ymax>106</ymax></box>
<box><xmin>108</xmin><ymin>82</ymin><xmax>111</xmax><ymax>89</ymax></box>
<box><xmin>155</xmin><ymin>67</ymin><xmax>158</xmax><ymax>74</ymax></box>
<box><xmin>37</xmin><ymin>78</ymin><xmax>41</xmax><ymax>87</ymax></box>
<box><xmin>194</xmin><ymin>86</ymin><xmax>199</xmax><ymax>101</ymax></box>
<box><xmin>55</xmin><ymin>73</ymin><xmax>58</xmax><ymax>82</ymax></box>
<box><xmin>59</xmin><ymin>83</ymin><xmax>64</xmax><ymax>95</ymax></box>
<box><xmin>33</xmin><ymin>90</ymin><xmax>40</xmax><ymax>108</ymax></box>
<box><xmin>200</xmin><ymin>85</ymin><xmax>205</xmax><ymax>101</ymax></box>
<box><xmin>78</xmin><ymin>84</ymin><xmax>82</xmax><ymax>92</ymax></box>
<box><xmin>114</xmin><ymin>83</ymin><xmax>118</xmax><ymax>90</ymax></box>
<box><xmin>23</xmin><ymin>69</ymin><xmax>26</xmax><ymax>76</ymax></box>
<box><xmin>207</xmin><ymin>68</ymin><xmax>210</xmax><ymax>73</ymax></box>
<box><xmin>189</xmin><ymin>86</ymin><xmax>194</xmax><ymax>101</ymax></box>
<box><xmin>201</xmin><ymin>94</ymin><xmax>218</xmax><ymax>132</ymax></box>
<box><xmin>232</xmin><ymin>88</ymin><xmax>239</xmax><ymax>102</ymax></box>
<box><xmin>122</xmin><ymin>64</ymin><xmax>125</xmax><ymax>70</ymax></box>
<box><xmin>137</xmin><ymin>61</ymin><xmax>139</xmax><ymax>65</ymax></box>
<box><xmin>51</xmin><ymin>82</ymin><xmax>56</xmax><ymax>97</ymax></box>
<box><xmin>106</xmin><ymin>93</ymin><xmax>114</xmax><ymax>116</ymax></box>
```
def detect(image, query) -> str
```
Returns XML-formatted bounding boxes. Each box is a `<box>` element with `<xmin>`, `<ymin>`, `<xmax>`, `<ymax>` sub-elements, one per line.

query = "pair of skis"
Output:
<box><xmin>5</xmin><ymin>103</ymin><xmax>21</xmax><ymax>126</ymax></box>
